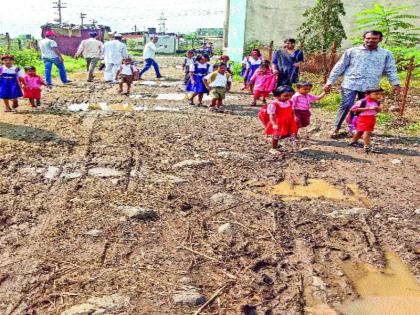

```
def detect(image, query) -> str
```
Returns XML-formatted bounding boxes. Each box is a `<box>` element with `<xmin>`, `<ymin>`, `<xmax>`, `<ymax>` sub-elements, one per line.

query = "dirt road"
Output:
<box><xmin>0</xmin><ymin>57</ymin><xmax>419</xmax><ymax>314</ymax></box>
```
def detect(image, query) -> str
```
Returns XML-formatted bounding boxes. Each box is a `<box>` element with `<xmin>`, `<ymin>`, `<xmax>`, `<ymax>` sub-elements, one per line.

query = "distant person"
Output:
<box><xmin>75</xmin><ymin>32</ymin><xmax>103</xmax><ymax>82</ymax></box>
<box><xmin>219</xmin><ymin>55</ymin><xmax>232</xmax><ymax>74</ymax></box>
<box><xmin>244</xmin><ymin>49</ymin><xmax>263</xmax><ymax>92</ymax></box>
<box><xmin>39</xmin><ymin>31</ymin><xmax>71</xmax><ymax>86</ymax></box>
<box><xmin>23</xmin><ymin>66</ymin><xmax>47</xmax><ymax>109</ymax></box>
<box><xmin>182</xmin><ymin>50</ymin><xmax>196</xmax><ymax>84</ymax></box>
<box><xmin>139</xmin><ymin>36</ymin><xmax>166</xmax><ymax>80</ymax></box>
<box><xmin>324</xmin><ymin>30</ymin><xmax>400</xmax><ymax>138</ymax></box>
<box><xmin>272</xmin><ymin>38</ymin><xmax>304</xmax><ymax>87</ymax></box>
<box><xmin>0</xmin><ymin>54</ymin><xmax>24</xmax><ymax>112</ymax></box>
<box><xmin>349</xmin><ymin>88</ymin><xmax>384</xmax><ymax>153</ymax></box>
<box><xmin>115</xmin><ymin>57</ymin><xmax>138</xmax><ymax>95</ymax></box>
<box><xmin>186</xmin><ymin>54</ymin><xmax>213</xmax><ymax>106</ymax></box>
<box><xmin>248</xmin><ymin>61</ymin><xmax>277</xmax><ymax>106</ymax></box>
<box><xmin>102</xmin><ymin>33</ymin><xmax>128</xmax><ymax>83</ymax></box>
<box><xmin>204</xmin><ymin>63</ymin><xmax>232</xmax><ymax>112</ymax></box>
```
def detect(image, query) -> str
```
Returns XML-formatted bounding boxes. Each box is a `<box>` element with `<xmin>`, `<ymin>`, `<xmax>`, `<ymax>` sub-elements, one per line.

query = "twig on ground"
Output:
<box><xmin>178</xmin><ymin>244</ymin><xmax>222</xmax><ymax>263</ymax></box>
<box><xmin>193</xmin><ymin>282</ymin><xmax>233</xmax><ymax>315</ymax></box>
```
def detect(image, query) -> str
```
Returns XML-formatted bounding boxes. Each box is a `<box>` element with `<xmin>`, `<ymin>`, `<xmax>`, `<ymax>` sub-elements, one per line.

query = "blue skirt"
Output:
<box><xmin>246</xmin><ymin>65</ymin><xmax>260</xmax><ymax>83</ymax></box>
<box><xmin>186</xmin><ymin>74</ymin><xmax>208</xmax><ymax>94</ymax></box>
<box><xmin>0</xmin><ymin>75</ymin><xmax>23</xmax><ymax>99</ymax></box>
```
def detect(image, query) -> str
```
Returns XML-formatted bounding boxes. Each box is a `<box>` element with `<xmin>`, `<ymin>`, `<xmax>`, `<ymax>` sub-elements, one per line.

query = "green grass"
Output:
<box><xmin>376</xmin><ymin>112</ymin><xmax>395</xmax><ymax>126</ymax></box>
<box><xmin>312</xmin><ymin>92</ymin><xmax>341</xmax><ymax>111</ymax></box>
<box><xmin>404</xmin><ymin>121</ymin><xmax>420</xmax><ymax>135</ymax></box>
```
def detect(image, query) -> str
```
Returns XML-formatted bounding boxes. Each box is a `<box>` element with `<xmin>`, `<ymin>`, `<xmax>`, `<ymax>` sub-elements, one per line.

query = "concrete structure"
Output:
<box><xmin>225</xmin><ymin>0</ymin><xmax>420</xmax><ymax>62</ymax></box>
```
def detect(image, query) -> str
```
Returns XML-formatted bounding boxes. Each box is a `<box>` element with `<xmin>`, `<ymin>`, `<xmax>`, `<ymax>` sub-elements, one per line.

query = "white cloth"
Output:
<box><xmin>102</xmin><ymin>40</ymin><xmax>128</xmax><ymax>64</ymax></box>
<box><xmin>76</xmin><ymin>38</ymin><xmax>103</xmax><ymax>58</ymax></box>
<box><xmin>39</xmin><ymin>38</ymin><xmax>59</xmax><ymax>59</ymax></box>
<box><xmin>246</xmin><ymin>58</ymin><xmax>262</xmax><ymax>69</ymax></box>
<box><xmin>205</xmin><ymin>72</ymin><xmax>231</xmax><ymax>87</ymax></box>
<box><xmin>119</xmin><ymin>64</ymin><xmax>137</xmax><ymax>75</ymax></box>
<box><xmin>104</xmin><ymin>63</ymin><xmax>121</xmax><ymax>82</ymax></box>
<box><xmin>0</xmin><ymin>66</ymin><xmax>24</xmax><ymax>77</ymax></box>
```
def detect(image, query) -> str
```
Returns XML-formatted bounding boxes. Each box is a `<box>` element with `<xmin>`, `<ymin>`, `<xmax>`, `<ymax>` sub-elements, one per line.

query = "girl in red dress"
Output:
<box><xmin>264</xmin><ymin>86</ymin><xmax>297</xmax><ymax>155</ymax></box>
<box><xmin>23</xmin><ymin>66</ymin><xmax>46</xmax><ymax>109</ymax></box>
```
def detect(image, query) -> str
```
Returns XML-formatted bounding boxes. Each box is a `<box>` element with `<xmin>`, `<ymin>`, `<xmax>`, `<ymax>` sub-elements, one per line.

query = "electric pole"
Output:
<box><xmin>52</xmin><ymin>0</ymin><xmax>67</xmax><ymax>25</ymax></box>
<box><xmin>158</xmin><ymin>12</ymin><xmax>167</xmax><ymax>34</ymax></box>
<box><xmin>91</xmin><ymin>19</ymin><xmax>98</xmax><ymax>27</ymax></box>
<box><xmin>80</xmin><ymin>13</ymin><xmax>87</xmax><ymax>27</ymax></box>
<box><xmin>133</xmin><ymin>25</ymin><xmax>137</xmax><ymax>32</ymax></box>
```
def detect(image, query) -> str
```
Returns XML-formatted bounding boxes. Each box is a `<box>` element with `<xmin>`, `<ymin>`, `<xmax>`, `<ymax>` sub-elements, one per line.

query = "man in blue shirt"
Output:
<box><xmin>324</xmin><ymin>31</ymin><xmax>401</xmax><ymax>138</ymax></box>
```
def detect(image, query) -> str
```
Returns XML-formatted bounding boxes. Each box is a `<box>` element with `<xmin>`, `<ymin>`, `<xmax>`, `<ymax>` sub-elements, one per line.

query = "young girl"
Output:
<box><xmin>249</xmin><ymin>61</ymin><xmax>277</xmax><ymax>106</ymax></box>
<box><xmin>0</xmin><ymin>55</ymin><xmax>24</xmax><ymax>112</ymax></box>
<box><xmin>219</xmin><ymin>55</ymin><xmax>232</xmax><ymax>74</ymax></box>
<box><xmin>349</xmin><ymin>88</ymin><xmax>383</xmax><ymax>153</ymax></box>
<box><xmin>186</xmin><ymin>54</ymin><xmax>213</xmax><ymax>106</ymax></box>
<box><xmin>240</xmin><ymin>54</ymin><xmax>250</xmax><ymax>90</ymax></box>
<box><xmin>245</xmin><ymin>49</ymin><xmax>263</xmax><ymax>92</ymax></box>
<box><xmin>291</xmin><ymin>81</ymin><xmax>326</xmax><ymax>131</ymax></box>
<box><xmin>182</xmin><ymin>50</ymin><xmax>195</xmax><ymax>84</ymax></box>
<box><xmin>262</xmin><ymin>86</ymin><xmax>297</xmax><ymax>155</ymax></box>
<box><xmin>115</xmin><ymin>57</ymin><xmax>138</xmax><ymax>95</ymax></box>
<box><xmin>23</xmin><ymin>66</ymin><xmax>46</xmax><ymax>109</ymax></box>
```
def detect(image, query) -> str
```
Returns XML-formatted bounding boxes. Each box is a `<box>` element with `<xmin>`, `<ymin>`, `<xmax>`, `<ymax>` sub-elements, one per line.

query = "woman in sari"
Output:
<box><xmin>272</xmin><ymin>38</ymin><xmax>304</xmax><ymax>87</ymax></box>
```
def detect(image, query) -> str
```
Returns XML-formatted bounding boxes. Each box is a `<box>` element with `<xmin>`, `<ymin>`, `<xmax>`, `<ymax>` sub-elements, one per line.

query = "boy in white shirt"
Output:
<box><xmin>115</xmin><ymin>58</ymin><xmax>138</xmax><ymax>95</ymax></box>
<box><xmin>204</xmin><ymin>63</ymin><xmax>232</xmax><ymax>112</ymax></box>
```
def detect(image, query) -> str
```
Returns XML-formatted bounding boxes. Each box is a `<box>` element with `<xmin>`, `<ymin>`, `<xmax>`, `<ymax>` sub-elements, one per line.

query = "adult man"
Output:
<box><xmin>75</xmin><ymin>32</ymin><xmax>103</xmax><ymax>82</ymax></box>
<box><xmin>102</xmin><ymin>33</ymin><xmax>128</xmax><ymax>83</ymax></box>
<box><xmin>139</xmin><ymin>36</ymin><xmax>166</xmax><ymax>80</ymax></box>
<box><xmin>38</xmin><ymin>31</ymin><xmax>70</xmax><ymax>86</ymax></box>
<box><xmin>324</xmin><ymin>30</ymin><xmax>400</xmax><ymax>138</ymax></box>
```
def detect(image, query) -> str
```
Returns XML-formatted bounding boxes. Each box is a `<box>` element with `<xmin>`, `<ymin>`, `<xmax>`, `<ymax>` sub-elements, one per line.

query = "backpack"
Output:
<box><xmin>347</xmin><ymin>99</ymin><xmax>368</xmax><ymax>132</ymax></box>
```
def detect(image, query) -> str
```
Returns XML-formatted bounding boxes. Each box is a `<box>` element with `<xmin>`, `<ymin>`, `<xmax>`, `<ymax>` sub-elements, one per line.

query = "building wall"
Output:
<box><xmin>226</xmin><ymin>0</ymin><xmax>420</xmax><ymax>61</ymax></box>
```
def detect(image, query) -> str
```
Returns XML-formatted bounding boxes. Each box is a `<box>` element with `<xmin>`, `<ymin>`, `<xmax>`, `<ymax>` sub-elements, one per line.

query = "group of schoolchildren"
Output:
<box><xmin>182</xmin><ymin>49</ymin><xmax>383</xmax><ymax>155</ymax></box>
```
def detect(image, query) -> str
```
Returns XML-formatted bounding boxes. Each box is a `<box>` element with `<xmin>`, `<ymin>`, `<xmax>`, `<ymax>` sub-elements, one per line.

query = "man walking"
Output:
<box><xmin>139</xmin><ymin>36</ymin><xmax>166</xmax><ymax>80</ymax></box>
<box><xmin>102</xmin><ymin>33</ymin><xmax>128</xmax><ymax>83</ymax></box>
<box><xmin>75</xmin><ymin>32</ymin><xmax>103</xmax><ymax>82</ymax></box>
<box><xmin>39</xmin><ymin>31</ymin><xmax>70</xmax><ymax>86</ymax></box>
<box><xmin>324</xmin><ymin>30</ymin><xmax>401</xmax><ymax>138</ymax></box>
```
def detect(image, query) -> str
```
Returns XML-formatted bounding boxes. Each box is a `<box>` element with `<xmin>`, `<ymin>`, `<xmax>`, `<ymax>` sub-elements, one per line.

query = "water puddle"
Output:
<box><xmin>269</xmin><ymin>179</ymin><xmax>370</xmax><ymax>206</ymax></box>
<box><xmin>139</xmin><ymin>80</ymin><xmax>158</xmax><ymax>86</ymax></box>
<box><xmin>156</xmin><ymin>93</ymin><xmax>186</xmax><ymax>101</ymax></box>
<box><xmin>341</xmin><ymin>251</ymin><xmax>420</xmax><ymax>315</ymax></box>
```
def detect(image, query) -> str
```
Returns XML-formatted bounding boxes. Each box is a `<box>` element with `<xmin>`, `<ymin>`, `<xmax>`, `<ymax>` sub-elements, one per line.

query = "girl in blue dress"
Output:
<box><xmin>244</xmin><ymin>49</ymin><xmax>262</xmax><ymax>92</ymax></box>
<box><xmin>186</xmin><ymin>54</ymin><xmax>213</xmax><ymax>106</ymax></box>
<box><xmin>0</xmin><ymin>55</ymin><xmax>24</xmax><ymax>112</ymax></box>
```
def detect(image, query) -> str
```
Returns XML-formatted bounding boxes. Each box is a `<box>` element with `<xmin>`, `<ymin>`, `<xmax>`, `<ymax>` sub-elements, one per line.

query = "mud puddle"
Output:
<box><xmin>68</xmin><ymin>103</ymin><xmax>181</xmax><ymax>113</ymax></box>
<box><xmin>341</xmin><ymin>251</ymin><xmax>420</xmax><ymax>315</ymax></box>
<box><xmin>269</xmin><ymin>179</ymin><xmax>370</xmax><ymax>206</ymax></box>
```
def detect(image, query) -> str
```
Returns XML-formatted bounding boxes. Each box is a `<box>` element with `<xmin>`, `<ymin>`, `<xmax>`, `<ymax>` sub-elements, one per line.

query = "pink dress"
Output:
<box><xmin>23</xmin><ymin>75</ymin><xmax>43</xmax><ymax>100</ymax></box>
<box><xmin>249</xmin><ymin>70</ymin><xmax>277</xmax><ymax>97</ymax></box>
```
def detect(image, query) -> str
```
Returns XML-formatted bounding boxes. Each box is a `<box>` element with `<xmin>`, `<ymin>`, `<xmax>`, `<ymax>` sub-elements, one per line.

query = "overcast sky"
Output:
<box><xmin>0</xmin><ymin>0</ymin><xmax>225</xmax><ymax>37</ymax></box>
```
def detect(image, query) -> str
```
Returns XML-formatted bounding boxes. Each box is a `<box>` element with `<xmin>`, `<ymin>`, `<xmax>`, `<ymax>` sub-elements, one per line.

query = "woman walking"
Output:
<box><xmin>272</xmin><ymin>38</ymin><xmax>304</xmax><ymax>87</ymax></box>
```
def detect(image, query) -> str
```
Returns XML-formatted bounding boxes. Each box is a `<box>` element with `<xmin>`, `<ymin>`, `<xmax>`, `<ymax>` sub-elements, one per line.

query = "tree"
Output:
<box><xmin>297</xmin><ymin>0</ymin><xmax>347</xmax><ymax>52</ymax></box>
<box><xmin>126</xmin><ymin>38</ymin><xmax>137</xmax><ymax>51</ymax></box>
<box><xmin>352</xmin><ymin>4</ymin><xmax>420</xmax><ymax>47</ymax></box>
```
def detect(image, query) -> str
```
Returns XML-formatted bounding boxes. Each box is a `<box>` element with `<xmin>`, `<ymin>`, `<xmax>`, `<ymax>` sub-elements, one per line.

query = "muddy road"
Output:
<box><xmin>0</xmin><ymin>57</ymin><xmax>419</xmax><ymax>315</ymax></box>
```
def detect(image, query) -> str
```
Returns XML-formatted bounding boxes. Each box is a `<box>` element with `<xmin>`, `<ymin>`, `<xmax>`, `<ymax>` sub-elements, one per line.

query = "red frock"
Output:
<box><xmin>264</xmin><ymin>100</ymin><xmax>298</xmax><ymax>137</ymax></box>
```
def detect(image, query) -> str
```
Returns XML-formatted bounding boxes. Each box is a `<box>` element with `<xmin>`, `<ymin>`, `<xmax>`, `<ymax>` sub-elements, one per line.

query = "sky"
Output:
<box><xmin>0</xmin><ymin>0</ymin><xmax>225</xmax><ymax>37</ymax></box>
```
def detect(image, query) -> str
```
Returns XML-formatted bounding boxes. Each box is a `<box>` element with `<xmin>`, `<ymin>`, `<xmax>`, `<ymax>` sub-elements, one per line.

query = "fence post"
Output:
<box><xmin>399</xmin><ymin>56</ymin><xmax>415</xmax><ymax>118</ymax></box>
<box><xmin>17</xmin><ymin>39</ymin><xmax>22</xmax><ymax>50</ymax></box>
<box><xmin>268</xmin><ymin>40</ymin><xmax>274</xmax><ymax>62</ymax></box>
<box><xmin>5</xmin><ymin>32</ymin><xmax>11</xmax><ymax>52</ymax></box>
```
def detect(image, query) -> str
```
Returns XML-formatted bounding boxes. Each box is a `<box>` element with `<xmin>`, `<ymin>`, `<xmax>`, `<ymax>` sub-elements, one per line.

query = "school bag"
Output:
<box><xmin>347</xmin><ymin>99</ymin><xmax>368</xmax><ymax>132</ymax></box>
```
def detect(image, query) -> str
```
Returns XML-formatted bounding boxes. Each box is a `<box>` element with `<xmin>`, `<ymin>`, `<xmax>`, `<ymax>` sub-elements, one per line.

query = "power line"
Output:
<box><xmin>52</xmin><ymin>0</ymin><xmax>67</xmax><ymax>25</ymax></box>
<box><xmin>80</xmin><ymin>13</ymin><xmax>87</xmax><ymax>27</ymax></box>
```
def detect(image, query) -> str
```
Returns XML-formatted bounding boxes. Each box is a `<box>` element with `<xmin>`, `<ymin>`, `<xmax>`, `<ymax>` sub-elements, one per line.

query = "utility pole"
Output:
<box><xmin>91</xmin><ymin>19</ymin><xmax>98</xmax><ymax>27</ymax></box>
<box><xmin>80</xmin><ymin>13</ymin><xmax>87</xmax><ymax>27</ymax></box>
<box><xmin>52</xmin><ymin>0</ymin><xmax>67</xmax><ymax>25</ymax></box>
<box><xmin>223</xmin><ymin>0</ymin><xmax>230</xmax><ymax>52</ymax></box>
<box><xmin>158</xmin><ymin>12</ymin><xmax>167</xmax><ymax>34</ymax></box>
<box><xmin>133</xmin><ymin>25</ymin><xmax>137</xmax><ymax>32</ymax></box>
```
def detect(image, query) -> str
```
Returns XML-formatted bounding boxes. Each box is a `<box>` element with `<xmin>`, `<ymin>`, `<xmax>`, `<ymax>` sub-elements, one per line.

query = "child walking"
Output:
<box><xmin>23</xmin><ymin>66</ymin><xmax>46</xmax><ymax>109</ymax></box>
<box><xmin>245</xmin><ymin>49</ymin><xmax>263</xmax><ymax>92</ymax></box>
<box><xmin>249</xmin><ymin>61</ymin><xmax>277</xmax><ymax>106</ymax></box>
<box><xmin>186</xmin><ymin>54</ymin><xmax>213</xmax><ymax>106</ymax></box>
<box><xmin>219</xmin><ymin>55</ymin><xmax>232</xmax><ymax>74</ymax></box>
<box><xmin>260</xmin><ymin>86</ymin><xmax>297</xmax><ymax>155</ymax></box>
<box><xmin>0</xmin><ymin>55</ymin><xmax>24</xmax><ymax>112</ymax></box>
<box><xmin>115</xmin><ymin>57</ymin><xmax>138</xmax><ymax>95</ymax></box>
<box><xmin>349</xmin><ymin>88</ymin><xmax>383</xmax><ymax>153</ymax></box>
<box><xmin>291</xmin><ymin>81</ymin><xmax>326</xmax><ymax>133</ymax></box>
<box><xmin>182</xmin><ymin>50</ymin><xmax>196</xmax><ymax>84</ymax></box>
<box><xmin>204</xmin><ymin>63</ymin><xmax>232</xmax><ymax>112</ymax></box>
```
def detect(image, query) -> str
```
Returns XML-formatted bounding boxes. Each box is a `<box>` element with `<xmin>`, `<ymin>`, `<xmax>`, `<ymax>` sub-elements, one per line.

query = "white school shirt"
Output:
<box><xmin>194</xmin><ymin>63</ymin><xmax>214</xmax><ymax>74</ymax></box>
<box><xmin>246</xmin><ymin>58</ymin><xmax>262</xmax><ymax>69</ymax></box>
<box><xmin>102</xmin><ymin>40</ymin><xmax>128</xmax><ymax>64</ymax></box>
<box><xmin>143</xmin><ymin>41</ymin><xmax>167</xmax><ymax>59</ymax></box>
<box><xmin>119</xmin><ymin>64</ymin><xmax>137</xmax><ymax>75</ymax></box>
<box><xmin>76</xmin><ymin>38</ymin><xmax>103</xmax><ymax>58</ymax></box>
<box><xmin>205</xmin><ymin>72</ymin><xmax>231</xmax><ymax>88</ymax></box>
<box><xmin>0</xmin><ymin>66</ymin><xmax>25</xmax><ymax>78</ymax></box>
<box><xmin>39</xmin><ymin>38</ymin><xmax>59</xmax><ymax>59</ymax></box>
<box><xmin>184</xmin><ymin>57</ymin><xmax>195</xmax><ymax>72</ymax></box>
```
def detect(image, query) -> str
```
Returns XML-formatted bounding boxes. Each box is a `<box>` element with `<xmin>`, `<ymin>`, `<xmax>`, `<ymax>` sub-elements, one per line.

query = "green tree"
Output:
<box><xmin>126</xmin><ymin>38</ymin><xmax>137</xmax><ymax>51</ymax></box>
<box><xmin>297</xmin><ymin>0</ymin><xmax>347</xmax><ymax>52</ymax></box>
<box><xmin>352</xmin><ymin>4</ymin><xmax>420</xmax><ymax>47</ymax></box>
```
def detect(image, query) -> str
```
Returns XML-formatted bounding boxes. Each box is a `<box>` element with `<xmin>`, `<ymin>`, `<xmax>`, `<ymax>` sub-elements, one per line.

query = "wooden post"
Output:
<box><xmin>5</xmin><ymin>32</ymin><xmax>11</xmax><ymax>52</ymax></box>
<box><xmin>17</xmin><ymin>39</ymin><xmax>22</xmax><ymax>50</ymax></box>
<box><xmin>329</xmin><ymin>41</ymin><xmax>337</xmax><ymax>74</ymax></box>
<box><xmin>268</xmin><ymin>40</ymin><xmax>274</xmax><ymax>62</ymax></box>
<box><xmin>399</xmin><ymin>57</ymin><xmax>415</xmax><ymax>118</ymax></box>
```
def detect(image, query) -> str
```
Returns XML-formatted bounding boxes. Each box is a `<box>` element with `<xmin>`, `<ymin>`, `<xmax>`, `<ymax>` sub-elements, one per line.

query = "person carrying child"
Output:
<box><xmin>186</xmin><ymin>54</ymin><xmax>213</xmax><ymax>106</ymax></box>
<box><xmin>249</xmin><ymin>60</ymin><xmax>277</xmax><ymax>106</ymax></box>
<box><xmin>115</xmin><ymin>57</ymin><xmax>138</xmax><ymax>95</ymax></box>
<box><xmin>291</xmin><ymin>81</ymin><xmax>326</xmax><ymax>133</ymax></box>
<box><xmin>182</xmin><ymin>50</ymin><xmax>196</xmax><ymax>84</ymax></box>
<box><xmin>204</xmin><ymin>63</ymin><xmax>232</xmax><ymax>112</ymax></box>
<box><xmin>259</xmin><ymin>86</ymin><xmax>297</xmax><ymax>155</ymax></box>
<box><xmin>0</xmin><ymin>54</ymin><xmax>24</xmax><ymax>112</ymax></box>
<box><xmin>23</xmin><ymin>66</ymin><xmax>47</xmax><ymax>109</ymax></box>
<box><xmin>349</xmin><ymin>88</ymin><xmax>383</xmax><ymax>153</ymax></box>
